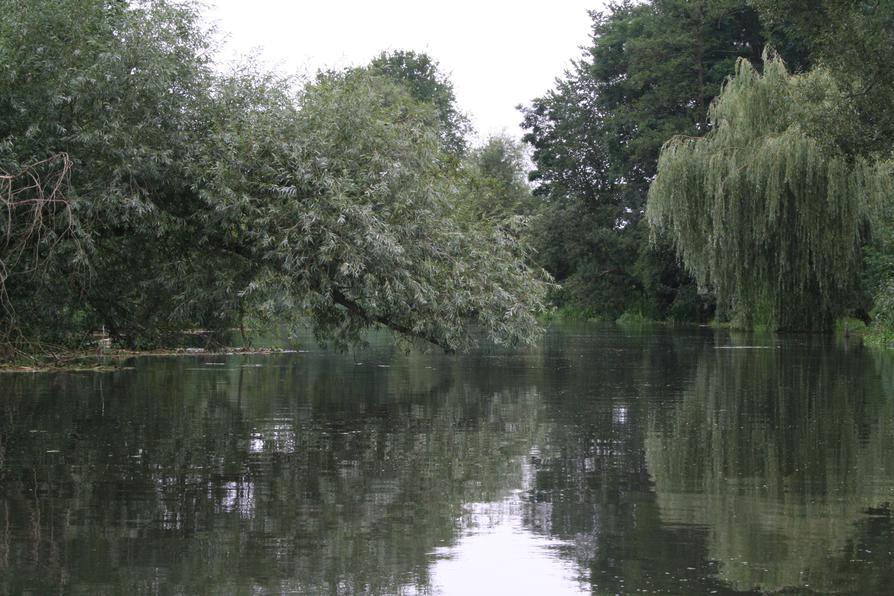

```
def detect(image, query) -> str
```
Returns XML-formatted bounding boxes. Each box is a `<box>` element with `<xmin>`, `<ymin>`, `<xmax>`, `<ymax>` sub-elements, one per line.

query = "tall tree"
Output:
<box><xmin>522</xmin><ymin>0</ymin><xmax>765</xmax><ymax>319</ymax></box>
<box><xmin>751</xmin><ymin>0</ymin><xmax>894</xmax><ymax>157</ymax></box>
<box><xmin>647</xmin><ymin>54</ymin><xmax>893</xmax><ymax>330</ymax></box>
<box><xmin>0</xmin><ymin>0</ymin><xmax>219</xmax><ymax>348</ymax></box>
<box><xmin>367</xmin><ymin>50</ymin><xmax>471</xmax><ymax>155</ymax></box>
<box><xmin>751</xmin><ymin>0</ymin><xmax>894</xmax><ymax>333</ymax></box>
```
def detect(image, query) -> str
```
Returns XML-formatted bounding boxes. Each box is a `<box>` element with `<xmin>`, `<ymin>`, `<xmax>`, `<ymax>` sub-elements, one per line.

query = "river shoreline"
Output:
<box><xmin>0</xmin><ymin>346</ymin><xmax>300</xmax><ymax>373</ymax></box>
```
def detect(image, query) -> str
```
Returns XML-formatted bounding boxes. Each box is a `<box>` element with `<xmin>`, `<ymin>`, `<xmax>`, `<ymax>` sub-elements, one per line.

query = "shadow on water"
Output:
<box><xmin>0</xmin><ymin>324</ymin><xmax>893</xmax><ymax>594</ymax></box>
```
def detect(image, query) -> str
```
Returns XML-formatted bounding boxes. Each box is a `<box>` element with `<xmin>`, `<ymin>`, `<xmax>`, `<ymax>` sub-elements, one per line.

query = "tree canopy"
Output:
<box><xmin>647</xmin><ymin>53</ymin><xmax>893</xmax><ymax>330</ymax></box>
<box><xmin>367</xmin><ymin>50</ymin><xmax>472</xmax><ymax>155</ymax></box>
<box><xmin>750</xmin><ymin>0</ymin><xmax>894</xmax><ymax>157</ymax></box>
<box><xmin>521</xmin><ymin>0</ymin><xmax>766</xmax><ymax>320</ymax></box>
<box><xmin>0</xmin><ymin>0</ymin><xmax>547</xmax><ymax>357</ymax></box>
<box><xmin>4</xmin><ymin>0</ymin><xmax>894</xmax><ymax>353</ymax></box>
<box><xmin>521</xmin><ymin>0</ymin><xmax>894</xmax><ymax>333</ymax></box>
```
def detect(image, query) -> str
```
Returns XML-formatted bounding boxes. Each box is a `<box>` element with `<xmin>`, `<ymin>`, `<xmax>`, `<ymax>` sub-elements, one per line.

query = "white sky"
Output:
<box><xmin>202</xmin><ymin>1</ymin><xmax>605</xmax><ymax>141</ymax></box>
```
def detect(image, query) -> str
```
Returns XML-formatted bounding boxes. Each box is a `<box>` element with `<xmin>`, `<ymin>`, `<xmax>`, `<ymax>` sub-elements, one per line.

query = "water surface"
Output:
<box><xmin>2</xmin><ymin>325</ymin><xmax>893</xmax><ymax>594</ymax></box>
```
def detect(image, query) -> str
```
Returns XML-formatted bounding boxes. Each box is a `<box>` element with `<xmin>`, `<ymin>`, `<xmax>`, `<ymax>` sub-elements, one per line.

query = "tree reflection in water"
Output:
<box><xmin>0</xmin><ymin>344</ymin><xmax>557</xmax><ymax>594</ymax></box>
<box><xmin>2</xmin><ymin>327</ymin><xmax>894</xmax><ymax>594</ymax></box>
<box><xmin>646</xmin><ymin>336</ymin><xmax>894</xmax><ymax>593</ymax></box>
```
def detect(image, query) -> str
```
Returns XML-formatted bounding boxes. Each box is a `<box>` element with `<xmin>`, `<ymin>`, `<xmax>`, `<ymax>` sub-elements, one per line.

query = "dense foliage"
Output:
<box><xmin>521</xmin><ymin>0</ymin><xmax>766</xmax><ymax>321</ymax></box>
<box><xmin>522</xmin><ymin>0</ymin><xmax>894</xmax><ymax>334</ymax></box>
<box><xmin>367</xmin><ymin>50</ymin><xmax>472</xmax><ymax>155</ymax></box>
<box><xmin>3</xmin><ymin>0</ymin><xmax>894</xmax><ymax>354</ymax></box>
<box><xmin>648</xmin><ymin>54</ymin><xmax>893</xmax><ymax>330</ymax></box>
<box><xmin>0</xmin><ymin>0</ymin><xmax>547</xmax><ymax>357</ymax></box>
<box><xmin>752</xmin><ymin>0</ymin><xmax>894</xmax><ymax>158</ymax></box>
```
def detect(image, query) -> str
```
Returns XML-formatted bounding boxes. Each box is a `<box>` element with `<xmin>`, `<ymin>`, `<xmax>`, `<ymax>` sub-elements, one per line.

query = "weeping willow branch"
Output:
<box><xmin>646</xmin><ymin>52</ymin><xmax>894</xmax><ymax>330</ymax></box>
<box><xmin>0</xmin><ymin>154</ymin><xmax>77</xmax><ymax>358</ymax></box>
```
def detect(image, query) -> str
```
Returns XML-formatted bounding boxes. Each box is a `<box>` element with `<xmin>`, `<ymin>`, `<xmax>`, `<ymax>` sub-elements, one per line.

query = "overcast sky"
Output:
<box><xmin>203</xmin><ymin>1</ymin><xmax>605</xmax><ymax>141</ymax></box>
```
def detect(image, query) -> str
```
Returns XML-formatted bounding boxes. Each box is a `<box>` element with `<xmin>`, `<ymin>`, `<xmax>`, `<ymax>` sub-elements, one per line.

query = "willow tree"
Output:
<box><xmin>0</xmin><ymin>0</ymin><xmax>548</xmax><ymax>356</ymax></box>
<box><xmin>647</xmin><ymin>53</ymin><xmax>893</xmax><ymax>330</ymax></box>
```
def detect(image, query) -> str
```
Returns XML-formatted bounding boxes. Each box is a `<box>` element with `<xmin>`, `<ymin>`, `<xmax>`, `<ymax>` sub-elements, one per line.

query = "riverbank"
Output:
<box><xmin>542</xmin><ymin>306</ymin><xmax>894</xmax><ymax>347</ymax></box>
<box><xmin>0</xmin><ymin>346</ymin><xmax>301</xmax><ymax>374</ymax></box>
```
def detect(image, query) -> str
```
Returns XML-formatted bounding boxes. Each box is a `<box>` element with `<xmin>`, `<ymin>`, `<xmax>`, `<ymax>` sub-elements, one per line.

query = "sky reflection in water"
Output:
<box><xmin>429</xmin><ymin>460</ymin><xmax>588</xmax><ymax>596</ymax></box>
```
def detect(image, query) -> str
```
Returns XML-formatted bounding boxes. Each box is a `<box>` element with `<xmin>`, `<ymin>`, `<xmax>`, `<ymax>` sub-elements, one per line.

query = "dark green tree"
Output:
<box><xmin>750</xmin><ymin>0</ymin><xmax>894</xmax><ymax>334</ymax></box>
<box><xmin>0</xmin><ymin>0</ymin><xmax>221</xmax><ymax>349</ymax></box>
<box><xmin>522</xmin><ymin>0</ymin><xmax>765</xmax><ymax>320</ymax></box>
<box><xmin>751</xmin><ymin>0</ymin><xmax>894</xmax><ymax>157</ymax></box>
<box><xmin>455</xmin><ymin>134</ymin><xmax>534</xmax><ymax>224</ymax></box>
<box><xmin>367</xmin><ymin>50</ymin><xmax>472</xmax><ymax>155</ymax></box>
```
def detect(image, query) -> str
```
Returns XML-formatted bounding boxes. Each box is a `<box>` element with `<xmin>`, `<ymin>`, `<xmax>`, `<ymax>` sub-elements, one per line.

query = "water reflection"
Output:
<box><xmin>430</xmin><ymin>446</ymin><xmax>588</xmax><ymax>595</ymax></box>
<box><xmin>0</xmin><ymin>327</ymin><xmax>893</xmax><ymax>594</ymax></box>
<box><xmin>0</xmin><ymin>346</ymin><xmax>554</xmax><ymax>594</ymax></box>
<box><xmin>431</xmin><ymin>500</ymin><xmax>587</xmax><ymax>594</ymax></box>
<box><xmin>646</xmin><ymin>336</ymin><xmax>894</xmax><ymax>594</ymax></box>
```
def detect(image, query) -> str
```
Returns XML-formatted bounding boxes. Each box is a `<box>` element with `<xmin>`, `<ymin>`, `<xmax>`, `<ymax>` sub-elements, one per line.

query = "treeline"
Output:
<box><xmin>3</xmin><ymin>1</ymin><xmax>893</xmax><ymax>359</ymax></box>
<box><xmin>0</xmin><ymin>0</ymin><xmax>547</xmax><ymax>358</ymax></box>
<box><xmin>522</xmin><ymin>0</ymin><xmax>894</xmax><ymax>334</ymax></box>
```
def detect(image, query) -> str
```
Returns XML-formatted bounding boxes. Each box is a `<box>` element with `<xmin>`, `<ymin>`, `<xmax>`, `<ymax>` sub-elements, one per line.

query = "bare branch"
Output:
<box><xmin>0</xmin><ymin>154</ymin><xmax>77</xmax><ymax>358</ymax></box>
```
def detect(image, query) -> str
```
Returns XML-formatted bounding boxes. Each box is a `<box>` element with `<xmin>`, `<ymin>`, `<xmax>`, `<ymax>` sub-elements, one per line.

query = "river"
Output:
<box><xmin>1</xmin><ymin>324</ymin><xmax>893</xmax><ymax>594</ymax></box>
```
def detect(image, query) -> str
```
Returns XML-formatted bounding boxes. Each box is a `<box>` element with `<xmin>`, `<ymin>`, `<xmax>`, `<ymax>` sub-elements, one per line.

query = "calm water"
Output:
<box><xmin>2</xmin><ymin>325</ymin><xmax>894</xmax><ymax>595</ymax></box>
